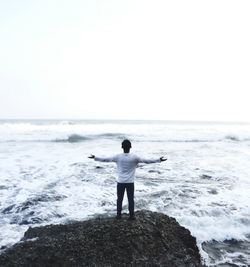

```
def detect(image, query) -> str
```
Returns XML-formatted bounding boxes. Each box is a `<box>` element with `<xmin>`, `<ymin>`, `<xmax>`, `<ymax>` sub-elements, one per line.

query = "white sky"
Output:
<box><xmin>0</xmin><ymin>0</ymin><xmax>249</xmax><ymax>122</ymax></box>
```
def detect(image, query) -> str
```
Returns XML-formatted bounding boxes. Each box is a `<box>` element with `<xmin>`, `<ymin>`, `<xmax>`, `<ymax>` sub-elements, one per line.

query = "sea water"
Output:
<box><xmin>0</xmin><ymin>119</ymin><xmax>250</xmax><ymax>266</ymax></box>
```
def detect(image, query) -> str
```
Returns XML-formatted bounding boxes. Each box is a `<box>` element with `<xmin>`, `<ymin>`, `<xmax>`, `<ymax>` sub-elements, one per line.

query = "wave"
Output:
<box><xmin>96</xmin><ymin>133</ymin><xmax>128</xmax><ymax>140</ymax></box>
<box><xmin>53</xmin><ymin>133</ymin><xmax>127</xmax><ymax>143</ymax></box>
<box><xmin>224</xmin><ymin>135</ymin><xmax>240</xmax><ymax>141</ymax></box>
<box><xmin>202</xmin><ymin>238</ymin><xmax>250</xmax><ymax>266</ymax></box>
<box><xmin>140</xmin><ymin>136</ymin><xmax>250</xmax><ymax>143</ymax></box>
<box><xmin>54</xmin><ymin>134</ymin><xmax>91</xmax><ymax>143</ymax></box>
<box><xmin>1</xmin><ymin>131</ymin><xmax>250</xmax><ymax>143</ymax></box>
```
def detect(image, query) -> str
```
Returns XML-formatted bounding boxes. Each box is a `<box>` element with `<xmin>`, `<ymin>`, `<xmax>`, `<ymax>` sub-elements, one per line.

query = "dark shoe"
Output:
<box><xmin>116</xmin><ymin>214</ymin><xmax>121</xmax><ymax>220</ymax></box>
<box><xmin>128</xmin><ymin>215</ymin><xmax>136</xmax><ymax>221</ymax></box>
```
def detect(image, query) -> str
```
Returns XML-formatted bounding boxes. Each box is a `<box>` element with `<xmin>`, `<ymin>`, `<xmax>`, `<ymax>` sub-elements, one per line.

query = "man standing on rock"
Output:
<box><xmin>89</xmin><ymin>139</ymin><xmax>167</xmax><ymax>220</ymax></box>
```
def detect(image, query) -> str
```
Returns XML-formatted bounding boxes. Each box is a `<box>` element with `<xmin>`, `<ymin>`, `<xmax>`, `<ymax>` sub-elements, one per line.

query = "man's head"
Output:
<box><xmin>121</xmin><ymin>139</ymin><xmax>131</xmax><ymax>153</ymax></box>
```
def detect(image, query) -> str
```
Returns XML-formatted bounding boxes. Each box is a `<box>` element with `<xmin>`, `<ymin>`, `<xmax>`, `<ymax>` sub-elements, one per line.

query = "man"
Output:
<box><xmin>89</xmin><ymin>139</ymin><xmax>167</xmax><ymax>220</ymax></box>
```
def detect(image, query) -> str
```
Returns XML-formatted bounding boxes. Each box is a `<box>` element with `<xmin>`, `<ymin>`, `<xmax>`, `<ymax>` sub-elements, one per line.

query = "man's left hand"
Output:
<box><xmin>160</xmin><ymin>156</ymin><xmax>167</xmax><ymax>162</ymax></box>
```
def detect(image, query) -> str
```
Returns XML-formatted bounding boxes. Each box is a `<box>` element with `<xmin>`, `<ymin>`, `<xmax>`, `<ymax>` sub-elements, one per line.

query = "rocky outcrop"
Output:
<box><xmin>0</xmin><ymin>210</ymin><xmax>204</xmax><ymax>267</ymax></box>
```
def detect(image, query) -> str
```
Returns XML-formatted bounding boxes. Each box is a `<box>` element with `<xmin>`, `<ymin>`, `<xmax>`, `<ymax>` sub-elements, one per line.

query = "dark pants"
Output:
<box><xmin>117</xmin><ymin>183</ymin><xmax>134</xmax><ymax>216</ymax></box>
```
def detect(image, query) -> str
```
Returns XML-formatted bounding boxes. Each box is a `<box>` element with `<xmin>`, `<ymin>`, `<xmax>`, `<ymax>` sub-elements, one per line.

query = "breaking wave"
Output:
<box><xmin>1</xmin><ymin>134</ymin><xmax>250</xmax><ymax>143</ymax></box>
<box><xmin>53</xmin><ymin>133</ymin><xmax>127</xmax><ymax>143</ymax></box>
<box><xmin>1</xmin><ymin>120</ymin><xmax>250</xmax><ymax>144</ymax></box>
<box><xmin>224</xmin><ymin>135</ymin><xmax>240</xmax><ymax>141</ymax></box>
<box><xmin>54</xmin><ymin>134</ymin><xmax>91</xmax><ymax>143</ymax></box>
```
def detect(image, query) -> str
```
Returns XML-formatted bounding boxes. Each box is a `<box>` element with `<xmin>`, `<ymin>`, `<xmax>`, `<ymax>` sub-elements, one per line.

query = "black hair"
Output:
<box><xmin>121</xmin><ymin>139</ymin><xmax>131</xmax><ymax>149</ymax></box>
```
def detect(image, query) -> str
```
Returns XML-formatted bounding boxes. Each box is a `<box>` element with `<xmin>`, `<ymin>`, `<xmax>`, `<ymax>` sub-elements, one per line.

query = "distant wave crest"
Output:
<box><xmin>53</xmin><ymin>133</ymin><xmax>126</xmax><ymax>143</ymax></box>
<box><xmin>1</xmin><ymin>131</ymin><xmax>250</xmax><ymax>143</ymax></box>
<box><xmin>54</xmin><ymin>134</ymin><xmax>90</xmax><ymax>143</ymax></box>
<box><xmin>224</xmin><ymin>135</ymin><xmax>240</xmax><ymax>141</ymax></box>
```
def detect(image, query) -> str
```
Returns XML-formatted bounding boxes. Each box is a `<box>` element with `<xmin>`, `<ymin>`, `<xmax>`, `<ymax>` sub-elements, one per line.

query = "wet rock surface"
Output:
<box><xmin>0</xmin><ymin>210</ymin><xmax>204</xmax><ymax>267</ymax></box>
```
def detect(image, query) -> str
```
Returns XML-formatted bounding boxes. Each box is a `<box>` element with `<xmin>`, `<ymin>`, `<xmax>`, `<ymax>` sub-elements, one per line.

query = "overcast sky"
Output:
<box><xmin>0</xmin><ymin>0</ymin><xmax>249</xmax><ymax>122</ymax></box>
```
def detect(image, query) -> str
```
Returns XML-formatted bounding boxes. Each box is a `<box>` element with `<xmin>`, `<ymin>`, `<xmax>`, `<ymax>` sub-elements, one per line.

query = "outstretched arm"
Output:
<box><xmin>137</xmin><ymin>156</ymin><xmax>167</xmax><ymax>164</ymax></box>
<box><xmin>88</xmin><ymin>155</ymin><xmax>117</xmax><ymax>162</ymax></box>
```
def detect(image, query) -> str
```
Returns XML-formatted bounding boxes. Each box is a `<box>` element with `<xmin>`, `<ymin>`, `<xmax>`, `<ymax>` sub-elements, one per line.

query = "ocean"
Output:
<box><xmin>0</xmin><ymin>119</ymin><xmax>250</xmax><ymax>266</ymax></box>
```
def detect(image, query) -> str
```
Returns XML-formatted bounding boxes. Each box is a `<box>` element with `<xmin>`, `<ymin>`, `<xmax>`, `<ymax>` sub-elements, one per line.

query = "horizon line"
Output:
<box><xmin>0</xmin><ymin>118</ymin><xmax>249</xmax><ymax>124</ymax></box>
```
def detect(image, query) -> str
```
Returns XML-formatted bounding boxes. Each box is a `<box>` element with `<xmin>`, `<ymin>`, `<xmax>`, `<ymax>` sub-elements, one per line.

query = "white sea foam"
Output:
<box><xmin>0</xmin><ymin>120</ymin><xmax>250</xmax><ymax>266</ymax></box>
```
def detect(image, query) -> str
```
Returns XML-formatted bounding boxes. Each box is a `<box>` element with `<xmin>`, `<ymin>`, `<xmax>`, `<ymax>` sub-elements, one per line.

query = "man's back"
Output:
<box><xmin>89</xmin><ymin>139</ymin><xmax>166</xmax><ymax>219</ymax></box>
<box><xmin>115</xmin><ymin>153</ymin><xmax>139</xmax><ymax>183</ymax></box>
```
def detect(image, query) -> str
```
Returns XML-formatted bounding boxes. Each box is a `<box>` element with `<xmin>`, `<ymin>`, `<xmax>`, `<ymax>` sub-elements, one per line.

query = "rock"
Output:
<box><xmin>0</xmin><ymin>210</ymin><xmax>205</xmax><ymax>267</ymax></box>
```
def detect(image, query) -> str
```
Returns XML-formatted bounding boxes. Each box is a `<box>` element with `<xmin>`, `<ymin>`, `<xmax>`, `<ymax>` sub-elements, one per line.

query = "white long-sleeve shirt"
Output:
<box><xmin>95</xmin><ymin>153</ymin><xmax>160</xmax><ymax>183</ymax></box>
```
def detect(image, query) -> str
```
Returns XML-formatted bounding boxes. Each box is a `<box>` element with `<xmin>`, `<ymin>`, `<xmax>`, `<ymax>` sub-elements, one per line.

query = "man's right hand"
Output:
<box><xmin>88</xmin><ymin>154</ymin><xmax>95</xmax><ymax>159</ymax></box>
<box><xmin>160</xmin><ymin>156</ymin><xmax>167</xmax><ymax>162</ymax></box>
